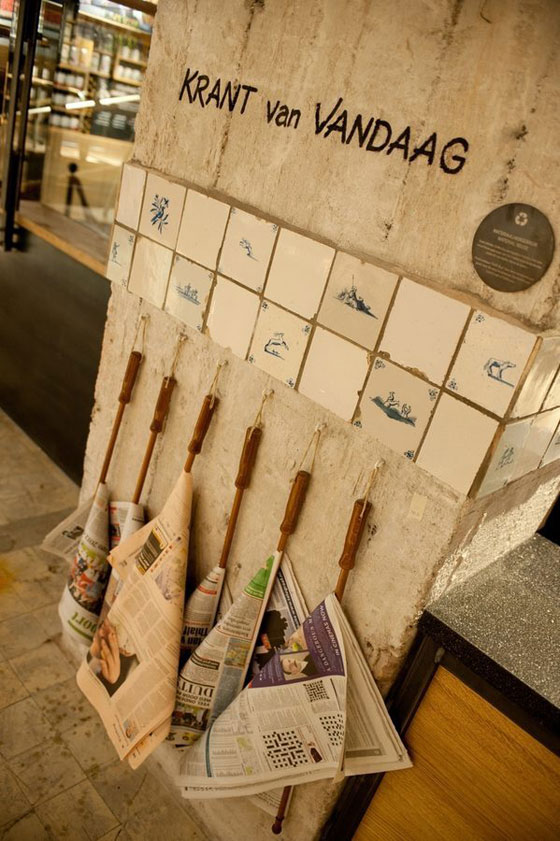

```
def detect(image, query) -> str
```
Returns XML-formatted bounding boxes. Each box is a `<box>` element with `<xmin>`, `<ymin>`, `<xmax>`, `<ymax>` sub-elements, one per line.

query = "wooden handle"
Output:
<box><xmin>188</xmin><ymin>394</ymin><xmax>219</xmax><ymax>456</ymax></box>
<box><xmin>280</xmin><ymin>470</ymin><xmax>310</xmax><ymax>538</ymax></box>
<box><xmin>149</xmin><ymin>376</ymin><xmax>176</xmax><ymax>433</ymax></box>
<box><xmin>235</xmin><ymin>426</ymin><xmax>263</xmax><ymax>489</ymax></box>
<box><xmin>338</xmin><ymin>499</ymin><xmax>371</xmax><ymax>571</ymax></box>
<box><xmin>272</xmin><ymin>786</ymin><xmax>291</xmax><ymax>834</ymax></box>
<box><xmin>118</xmin><ymin>350</ymin><xmax>142</xmax><ymax>404</ymax></box>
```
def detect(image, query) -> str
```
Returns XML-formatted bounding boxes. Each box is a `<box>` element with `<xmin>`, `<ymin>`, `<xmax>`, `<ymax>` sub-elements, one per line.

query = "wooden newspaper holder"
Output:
<box><xmin>98</xmin><ymin>349</ymin><xmax>142</xmax><ymax>485</ymax></box>
<box><xmin>272</xmin><ymin>494</ymin><xmax>372</xmax><ymax>834</ymax></box>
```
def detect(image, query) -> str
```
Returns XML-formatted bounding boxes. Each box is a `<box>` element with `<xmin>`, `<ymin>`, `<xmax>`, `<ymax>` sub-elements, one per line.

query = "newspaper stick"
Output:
<box><xmin>132</xmin><ymin>375</ymin><xmax>176</xmax><ymax>504</ymax></box>
<box><xmin>183</xmin><ymin>362</ymin><xmax>224</xmax><ymax>474</ymax></box>
<box><xmin>271</xmin><ymin>464</ymin><xmax>380</xmax><ymax>835</ymax></box>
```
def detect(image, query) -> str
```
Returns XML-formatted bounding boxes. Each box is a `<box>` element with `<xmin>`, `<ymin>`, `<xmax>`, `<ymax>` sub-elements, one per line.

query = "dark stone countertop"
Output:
<box><xmin>419</xmin><ymin>534</ymin><xmax>559</xmax><ymax>745</ymax></box>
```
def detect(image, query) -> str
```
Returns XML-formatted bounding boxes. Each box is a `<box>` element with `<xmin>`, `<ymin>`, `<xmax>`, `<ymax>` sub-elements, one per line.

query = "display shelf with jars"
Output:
<box><xmin>2</xmin><ymin>0</ymin><xmax>154</xmax><ymax>255</ymax></box>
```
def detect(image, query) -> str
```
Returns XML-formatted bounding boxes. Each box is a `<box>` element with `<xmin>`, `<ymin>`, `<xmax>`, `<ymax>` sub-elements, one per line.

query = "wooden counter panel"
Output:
<box><xmin>354</xmin><ymin>667</ymin><xmax>560</xmax><ymax>841</ymax></box>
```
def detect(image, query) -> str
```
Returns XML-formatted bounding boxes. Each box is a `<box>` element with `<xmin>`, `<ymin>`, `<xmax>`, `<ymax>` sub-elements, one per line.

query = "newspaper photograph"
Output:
<box><xmin>58</xmin><ymin>483</ymin><xmax>110</xmax><ymax>644</ymax></box>
<box><xmin>168</xmin><ymin>550</ymin><xmax>282</xmax><ymax>747</ymax></box>
<box><xmin>76</xmin><ymin>470</ymin><xmax>193</xmax><ymax>765</ymax></box>
<box><xmin>177</xmin><ymin>593</ymin><xmax>410</xmax><ymax>800</ymax></box>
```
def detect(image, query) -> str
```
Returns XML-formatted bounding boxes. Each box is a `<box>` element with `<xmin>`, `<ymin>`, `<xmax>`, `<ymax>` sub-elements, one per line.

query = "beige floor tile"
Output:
<box><xmin>31</xmin><ymin>604</ymin><xmax>64</xmax><ymax>640</ymax></box>
<box><xmin>0</xmin><ymin>662</ymin><xmax>28</xmax><ymax>710</ymax></box>
<box><xmin>62</xmin><ymin>718</ymin><xmax>117</xmax><ymax>773</ymax></box>
<box><xmin>0</xmin><ymin>614</ymin><xmax>50</xmax><ymax>660</ymax></box>
<box><xmin>0</xmin><ymin>812</ymin><xmax>53</xmax><ymax>841</ymax></box>
<box><xmin>8</xmin><ymin>740</ymin><xmax>85</xmax><ymax>805</ymax></box>
<box><xmin>0</xmin><ymin>762</ymin><xmax>31</xmax><ymax>826</ymax></box>
<box><xmin>0</xmin><ymin>696</ymin><xmax>52</xmax><ymax>759</ymax></box>
<box><xmin>0</xmin><ymin>588</ymin><xmax>27</xmax><ymax>623</ymax></box>
<box><xmin>89</xmin><ymin>762</ymin><xmax>152</xmax><ymax>823</ymax></box>
<box><xmin>0</xmin><ymin>547</ymin><xmax>53</xmax><ymax>582</ymax></box>
<box><xmin>10</xmin><ymin>641</ymin><xmax>74</xmax><ymax>693</ymax></box>
<box><xmin>97</xmin><ymin>828</ymin><xmax>125</xmax><ymax>841</ymax></box>
<box><xmin>124</xmin><ymin>799</ymin><xmax>207</xmax><ymax>841</ymax></box>
<box><xmin>33</xmin><ymin>678</ymin><xmax>94</xmax><ymax>733</ymax></box>
<box><xmin>35</xmin><ymin>779</ymin><xmax>119</xmax><ymax>841</ymax></box>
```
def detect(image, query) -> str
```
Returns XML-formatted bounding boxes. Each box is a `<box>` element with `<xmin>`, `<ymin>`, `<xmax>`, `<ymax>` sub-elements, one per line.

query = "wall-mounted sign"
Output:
<box><xmin>472</xmin><ymin>204</ymin><xmax>555</xmax><ymax>293</ymax></box>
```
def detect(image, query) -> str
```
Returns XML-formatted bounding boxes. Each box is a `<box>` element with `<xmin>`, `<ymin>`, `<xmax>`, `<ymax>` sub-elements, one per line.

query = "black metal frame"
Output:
<box><xmin>1</xmin><ymin>0</ymin><xmax>43</xmax><ymax>251</ymax></box>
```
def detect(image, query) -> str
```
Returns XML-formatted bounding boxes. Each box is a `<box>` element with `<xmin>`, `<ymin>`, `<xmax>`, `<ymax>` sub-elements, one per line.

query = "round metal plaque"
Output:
<box><xmin>472</xmin><ymin>203</ymin><xmax>555</xmax><ymax>292</ymax></box>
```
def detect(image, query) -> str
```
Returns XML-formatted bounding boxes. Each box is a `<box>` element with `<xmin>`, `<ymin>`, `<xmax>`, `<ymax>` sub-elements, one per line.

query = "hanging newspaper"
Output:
<box><xmin>43</xmin><ymin>495</ymin><xmax>94</xmax><ymax>559</ymax></box>
<box><xmin>176</xmin><ymin>593</ymin><xmax>410</xmax><ymax>799</ymax></box>
<box><xmin>76</xmin><ymin>470</ymin><xmax>192</xmax><ymax>764</ymax></box>
<box><xmin>99</xmin><ymin>500</ymin><xmax>146</xmax><ymax>623</ymax></box>
<box><xmin>58</xmin><ymin>483</ymin><xmax>110</xmax><ymax>645</ymax></box>
<box><xmin>180</xmin><ymin>564</ymin><xmax>226</xmax><ymax>658</ymax></box>
<box><xmin>169</xmin><ymin>551</ymin><xmax>282</xmax><ymax>747</ymax></box>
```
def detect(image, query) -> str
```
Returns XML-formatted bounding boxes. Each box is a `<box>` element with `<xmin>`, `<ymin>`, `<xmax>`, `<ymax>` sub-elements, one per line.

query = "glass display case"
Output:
<box><xmin>1</xmin><ymin>0</ymin><xmax>155</xmax><ymax>251</ymax></box>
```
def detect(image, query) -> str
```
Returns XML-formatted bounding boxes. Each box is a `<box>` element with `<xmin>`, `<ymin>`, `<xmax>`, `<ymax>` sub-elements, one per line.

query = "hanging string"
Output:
<box><xmin>209</xmin><ymin>360</ymin><xmax>227</xmax><ymax>407</ymax></box>
<box><xmin>296</xmin><ymin>422</ymin><xmax>326</xmax><ymax>475</ymax></box>
<box><xmin>170</xmin><ymin>332</ymin><xmax>188</xmax><ymax>378</ymax></box>
<box><xmin>359</xmin><ymin>459</ymin><xmax>384</xmax><ymax>518</ymax></box>
<box><xmin>251</xmin><ymin>388</ymin><xmax>274</xmax><ymax>429</ymax></box>
<box><xmin>132</xmin><ymin>312</ymin><xmax>149</xmax><ymax>355</ymax></box>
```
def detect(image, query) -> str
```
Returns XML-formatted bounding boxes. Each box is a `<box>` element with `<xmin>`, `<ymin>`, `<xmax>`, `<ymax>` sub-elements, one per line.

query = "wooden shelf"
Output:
<box><xmin>89</xmin><ymin>69</ymin><xmax>112</xmax><ymax>79</ymax></box>
<box><xmin>112</xmin><ymin>75</ymin><xmax>142</xmax><ymax>88</ymax></box>
<box><xmin>117</xmin><ymin>55</ymin><xmax>147</xmax><ymax>67</ymax></box>
<box><xmin>77</xmin><ymin>11</ymin><xmax>152</xmax><ymax>39</ymax></box>
<box><xmin>58</xmin><ymin>63</ymin><xmax>89</xmax><ymax>74</ymax></box>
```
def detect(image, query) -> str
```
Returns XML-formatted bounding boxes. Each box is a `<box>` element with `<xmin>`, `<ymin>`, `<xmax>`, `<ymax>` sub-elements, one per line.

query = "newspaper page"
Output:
<box><xmin>99</xmin><ymin>501</ymin><xmax>146</xmax><ymax>624</ymax></box>
<box><xmin>178</xmin><ymin>594</ymin><xmax>348</xmax><ymax>798</ymax></box>
<box><xmin>168</xmin><ymin>551</ymin><xmax>282</xmax><ymax>747</ymax></box>
<box><xmin>42</xmin><ymin>495</ymin><xmax>94</xmax><ymax>560</ymax></box>
<box><xmin>76</xmin><ymin>470</ymin><xmax>192</xmax><ymax>764</ymax></box>
<box><xmin>180</xmin><ymin>564</ymin><xmax>226</xmax><ymax>658</ymax></box>
<box><xmin>177</xmin><ymin>594</ymin><xmax>410</xmax><ymax>799</ymax></box>
<box><xmin>58</xmin><ymin>483</ymin><xmax>110</xmax><ymax>645</ymax></box>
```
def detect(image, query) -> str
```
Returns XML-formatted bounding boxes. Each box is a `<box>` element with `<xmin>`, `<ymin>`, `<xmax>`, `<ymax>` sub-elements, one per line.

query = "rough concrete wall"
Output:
<box><xmin>135</xmin><ymin>0</ymin><xmax>560</xmax><ymax>331</ymax></box>
<box><xmin>82</xmin><ymin>2</ymin><xmax>560</xmax><ymax>838</ymax></box>
<box><xmin>431</xmin><ymin>460</ymin><xmax>560</xmax><ymax>600</ymax></box>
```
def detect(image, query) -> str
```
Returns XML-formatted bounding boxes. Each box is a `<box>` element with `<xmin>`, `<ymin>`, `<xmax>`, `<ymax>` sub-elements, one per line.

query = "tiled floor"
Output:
<box><xmin>0</xmin><ymin>411</ymin><xmax>207</xmax><ymax>841</ymax></box>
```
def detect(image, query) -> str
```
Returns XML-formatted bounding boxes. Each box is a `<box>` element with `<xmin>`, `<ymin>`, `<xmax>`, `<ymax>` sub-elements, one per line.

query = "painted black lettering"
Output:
<box><xmin>409</xmin><ymin>132</ymin><xmax>437</xmax><ymax>165</ymax></box>
<box><xmin>179</xmin><ymin>68</ymin><xmax>198</xmax><ymax>103</ymax></box>
<box><xmin>325</xmin><ymin>109</ymin><xmax>348</xmax><ymax>142</ymax></box>
<box><xmin>440</xmin><ymin>137</ymin><xmax>469</xmax><ymax>174</ymax></box>
<box><xmin>346</xmin><ymin>113</ymin><xmax>374</xmax><ymax>147</ymax></box>
<box><xmin>315</xmin><ymin>97</ymin><xmax>344</xmax><ymax>135</ymax></box>
<box><xmin>206</xmin><ymin>78</ymin><xmax>222</xmax><ymax>109</ymax></box>
<box><xmin>287</xmin><ymin>108</ymin><xmax>301</xmax><ymax>129</ymax></box>
<box><xmin>386</xmin><ymin>126</ymin><xmax>411</xmax><ymax>159</ymax></box>
<box><xmin>275</xmin><ymin>104</ymin><xmax>291</xmax><ymax>126</ymax></box>
<box><xmin>239</xmin><ymin>84</ymin><xmax>258</xmax><ymax>114</ymax></box>
<box><xmin>266</xmin><ymin>99</ymin><xmax>280</xmax><ymax>123</ymax></box>
<box><xmin>220</xmin><ymin>81</ymin><xmax>241</xmax><ymax>112</ymax></box>
<box><xmin>366</xmin><ymin>119</ymin><xmax>392</xmax><ymax>152</ymax></box>
<box><xmin>194</xmin><ymin>74</ymin><xmax>210</xmax><ymax>107</ymax></box>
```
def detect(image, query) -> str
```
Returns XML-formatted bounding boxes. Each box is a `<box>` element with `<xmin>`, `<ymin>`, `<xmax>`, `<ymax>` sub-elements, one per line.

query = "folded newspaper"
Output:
<box><xmin>176</xmin><ymin>592</ymin><xmax>410</xmax><ymax>800</ymax></box>
<box><xmin>76</xmin><ymin>470</ymin><xmax>192</xmax><ymax>764</ymax></box>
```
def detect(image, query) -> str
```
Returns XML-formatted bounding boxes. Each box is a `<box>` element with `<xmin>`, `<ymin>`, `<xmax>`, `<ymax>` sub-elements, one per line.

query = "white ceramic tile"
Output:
<box><xmin>106</xmin><ymin>225</ymin><xmax>135</xmax><ymax>286</ymax></box>
<box><xmin>299</xmin><ymin>327</ymin><xmax>369</xmax><ymax>421</ymax></box>
<box><xmin>379</xmin><ymin>278</ymin><xmax>470</xmax><ymax>385</ymax></box>
<box><xmin>318</xmin><ymin>253</ymin><xmax>398</xmax><ymax>349</ymax></box>
<box><xmin>541</xmin><ymin>419</ymin><xmax>560</xmax><ymax>466</ymax></box>
<box><xmin>128</xmin><ymin>236</ymin><xmax>173</xmax><ymax>308</ymax></box>
<box><xmin>248</xmin><ymin>301</ymin><xmax>311</xmax><ymax>388</ymax></box>
<box><xmin>206</xmin><ymin>276</ymin><xmax>259</xmax><ymax>358</ymax></box>
<box><xmin>447</xmin><ymin>311</ymin><xmax>536</xmax><ymax>416</ymax></box>
<box><xmin>138</xmin><ymin>172</ymin><xmax>186</xmax><ymax>249</ymax></box>
<box><xmin>357</xmin><ymin>359</ymin><xmax>439</xmax><ymax>460</ymax></box>
<box><xmin>115</xmin><ymin>163</ymin><xmax>146</xmax><ymax>230</ymax></box>
<box><xmin>416</xmin><ymin>393</ymin><xmax>498</xmax><ymax>495</ymax></box>
<box><xmin>510</xmin><ymin>408</ymin><xmax>560</xmax><ymax>480</ymax></box>
<box><xmin>265</xmin><ymin>229</ymin><xmax>335</xmax><ymax>318</ymax></box>
<box><xmin>218</xmin><ymin>208</ymin><xmax>277</xmax><ymax>291</ymax></box>
<box><xmin>511</xmin><ymin>336</ymin><xmax>560</xmax><ymax>417</ymax></box>
<box><xmin>476</xmin><ymin>418</ymin><xmax>533</xmax><ymax>497</ymax></box>
<box><xmin>176</xmin><ymin>190</ymin><xmax>230</xmax><ymax>269</ymax></box>
<box><xmin>542</xmin><ymin>366</ymin><xmax>560</xmax><ymax>410</ymax></box>
<box><xmin>164</xmin><ymin>256</ymin><xmax>213</xmax><ymax>331</ymax></box>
